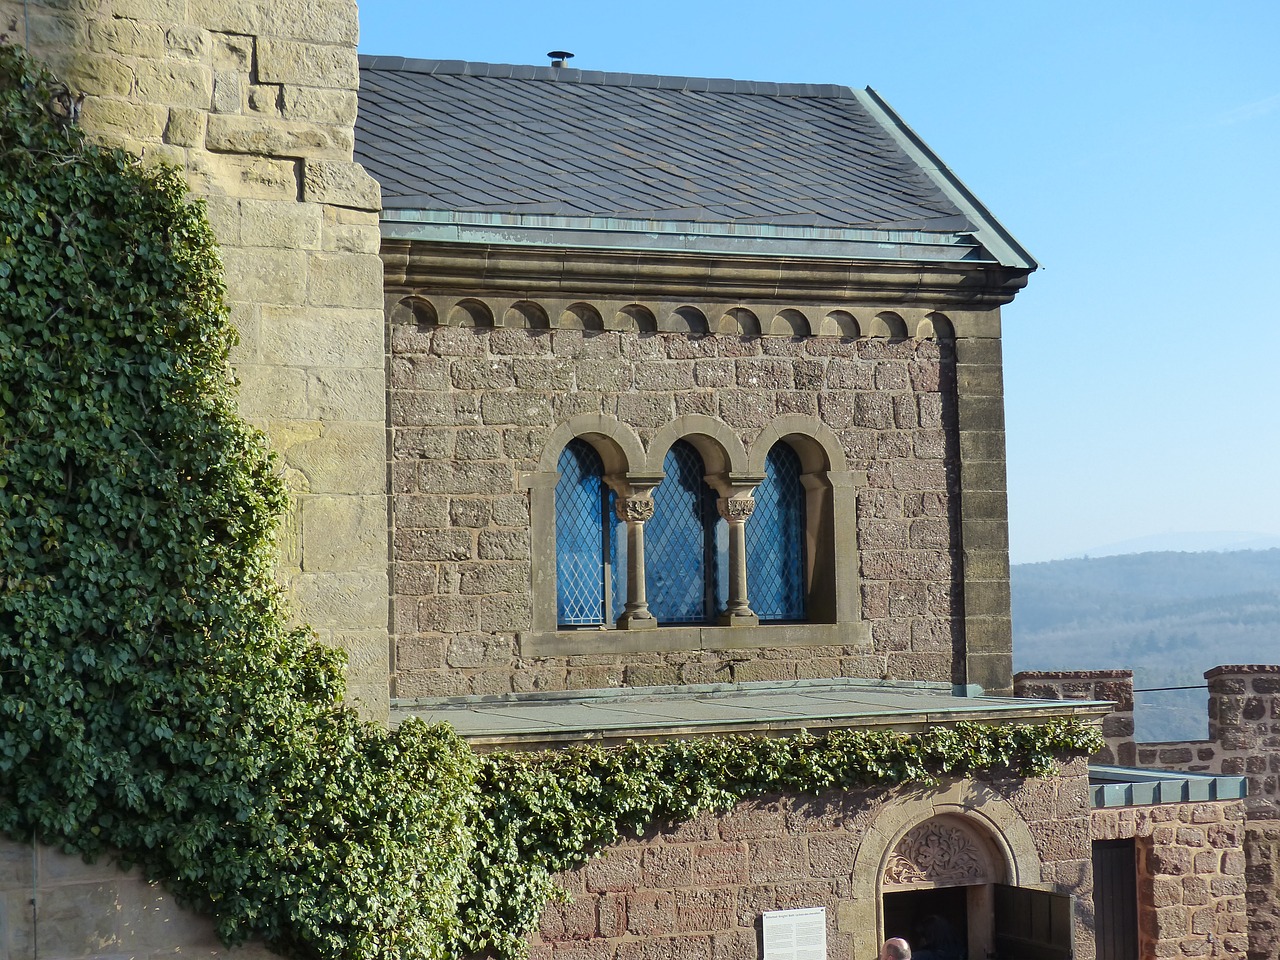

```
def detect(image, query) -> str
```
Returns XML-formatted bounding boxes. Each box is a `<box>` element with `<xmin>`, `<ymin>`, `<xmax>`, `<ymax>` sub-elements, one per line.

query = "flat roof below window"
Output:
<box><xmin>392</xmin><ymin>678</ymin><xmax>1107</xmax><ymax>751</ymax></box>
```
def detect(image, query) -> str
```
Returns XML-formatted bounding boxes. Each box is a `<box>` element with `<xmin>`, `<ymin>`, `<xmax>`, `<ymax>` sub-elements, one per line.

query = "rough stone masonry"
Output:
<box><xmin>1</xmin><ymin>0</ymin><xmax>390</xmax><ymax>716</ymax></box>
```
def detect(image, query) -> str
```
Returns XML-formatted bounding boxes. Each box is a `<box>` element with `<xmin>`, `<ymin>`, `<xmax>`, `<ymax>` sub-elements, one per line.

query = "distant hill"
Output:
<box><xmin>1011</xmin><ymin>549</ymin><xmax>1280</xmax><ymax>741</ymax></box>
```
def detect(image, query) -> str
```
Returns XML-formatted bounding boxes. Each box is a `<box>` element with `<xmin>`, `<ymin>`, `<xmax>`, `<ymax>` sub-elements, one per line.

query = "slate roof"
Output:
<box><xmin>356</xmin><ymin>57</ymin><xmax>1035</xmax><ymax>268</ymax></box>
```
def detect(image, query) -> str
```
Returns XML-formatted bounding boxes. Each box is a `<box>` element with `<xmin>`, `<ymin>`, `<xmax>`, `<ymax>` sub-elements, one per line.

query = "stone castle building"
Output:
<box><xmin>0</xmin><ymin>4</ymin><xmax>1269</xmax><ymax>960</ymax></box>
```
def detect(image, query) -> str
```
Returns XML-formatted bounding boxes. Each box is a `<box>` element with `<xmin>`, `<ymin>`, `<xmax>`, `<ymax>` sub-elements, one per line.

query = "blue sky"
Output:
<box><xmin>358</xmin><ymin>2</ymin><xmax>1280</xmax><ymax>563</ymax></box>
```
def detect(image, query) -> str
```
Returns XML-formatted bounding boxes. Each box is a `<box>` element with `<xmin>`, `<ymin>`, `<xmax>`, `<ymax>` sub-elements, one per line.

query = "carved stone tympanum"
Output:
<box><xmin>883</xmin><ymin>818</ymin><xmax>993</xmax><ymax>886</ymax></box>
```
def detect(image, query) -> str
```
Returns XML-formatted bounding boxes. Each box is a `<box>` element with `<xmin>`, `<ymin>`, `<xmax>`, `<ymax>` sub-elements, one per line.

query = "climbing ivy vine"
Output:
<box><xmin>0</xmin><ymin>45</ymin><xmax>478</xmax><ymax>960</ymax></box>
<box><xmin>0</xmin><ymin>45</ymin><xmax>1102</xmax><ymax>960</ymax></box>
<box><xmin>455</xmin><ymin>718</ymin><xmax>1101</xmax><ymax>958</ymax></box>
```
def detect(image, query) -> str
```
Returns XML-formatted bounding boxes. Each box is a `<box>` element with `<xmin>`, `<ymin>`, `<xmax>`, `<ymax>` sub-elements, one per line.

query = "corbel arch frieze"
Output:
<box><xmin>867</xmin><ymin>310</ymin><xmax>908</xmax><ymax>339</ymax></box>
<box><xmin>768</xmin><ymin>308</ymin><xmax>812</xmax><ymax>337</ymax></box>
<box><xmin>561</xmin><ymin>301</ymin><xmax>604</xmax><ymax>331</ymax></box>
<box><xmin>644</xmin><ymin>415</ymin><xmax>749</xmax><ymax>482</ymax></box>
<box><xmin>917</xmin><ymin>311</ymin><xmax>956</xmax><ymax>341</ymax></box>
<box><xmin>663</xmin><ymin>304</ymin><xmax>710</xmax><ymax>335</ymax></box>
<box><xmin>447</xmin><ymin>297</ymin><xmax>494</xmax><ymax>327</ymax></box>
<box><xmin>818</xmin><ymin>309</ymin><xmax>859</xmax><ymax>338</ymax></box>
<box><xmin>537</xmin><ymin>414</ymin><xmax>647</xmax><ymax>478</ymax></box>
<box><xmin>386</xmin><ymin>294</ymin><xmax>439</xmax><ymax>326</ymax></box>
<box><xmin>504</xmin><ymin>299</ymin><xmax>551</xmax><ymax>329</ymax></box>
<box><xmin>613</xmin><ymin>303</ymin><xmax>659</xmax><ymax>333</ymax></box>
<box><xmin>718</xmin><ymin>307</ymin><xmax>761</xmax><ymax>336</ymax></box>
<box><xmin>390</xmin><ymin>294</ymin><xmax>977</xmax><ymax>339</ymax></box>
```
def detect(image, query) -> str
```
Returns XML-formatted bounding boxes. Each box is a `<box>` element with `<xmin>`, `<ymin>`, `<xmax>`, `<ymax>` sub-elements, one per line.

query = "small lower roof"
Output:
<box><xmin>1089</xmin><ymin>765</ymin><xmax>1247</xmax><ymax>808</ymax></box>
<box><xmin>392</xmin><ymin>678</ymin><xmax>1107</xmax><ymax>751</ymax></box>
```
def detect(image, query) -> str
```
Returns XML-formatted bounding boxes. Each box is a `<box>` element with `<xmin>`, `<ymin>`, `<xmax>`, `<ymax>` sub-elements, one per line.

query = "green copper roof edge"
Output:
<box><xmin>855</xmin><ymin>87</ymin><xmax>1039</xmax><ymax>272</ymax></box>
<box><xmin>379</xmin><ymin>211</ymin><xmax>996</xmax><ymax>264</ymax></box>
<box><xmin>1089</xmin><ymin>764</ymin><xmax>1248</xmax><ymax>808</ymax></box>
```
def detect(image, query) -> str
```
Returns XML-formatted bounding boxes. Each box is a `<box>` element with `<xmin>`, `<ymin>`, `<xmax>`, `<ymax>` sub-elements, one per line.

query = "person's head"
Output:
<box><xmin>879</xmin><ymin>938</ymin><xmax>911</xmax><ymax>960</ymax></box>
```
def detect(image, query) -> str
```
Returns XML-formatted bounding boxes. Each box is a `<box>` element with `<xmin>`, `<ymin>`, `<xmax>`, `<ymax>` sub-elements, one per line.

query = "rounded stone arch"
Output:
<box><xmin>768</xmin><ymin>308</ymin><xmax>812</xmax><ymax>337</ymax></box>
<box><xmin>388</xmin><ymin>295</ymin><xmax>438</xmax><ymax>326</ymax></box>
<box><xmin>867</xmin><ymin>311</ymin><xmax>908</xmax><ymax>339</ymax></box>
<box><xmin>645</xmin><ymin>415</ymin><xmax>748</xmax><ymax>481</ymax></box>
<box><xmin>718</xmin><ymin>307</ymin><xmax>761</xmax><ymax>337</ymax></box>
<box><xmin>847</xmin><ymin>780</ymin><xmax>1044</xmax><ymax>960</ymax></box>
<box><xmin>747</xmin><ymin>415</ymin><xmax>848</xmax><ymax>476</ymax></box>
<box><xmin>448</xmin><ymin>298</ymin><xmax>494</xmax><ymax>327</ymax></box>
<box><xmin>917</xmin><ymin>312</ymin><xmax>956</xmax><ymax>341</ymax></box>
<box><xmin>818</xmin><ymin>309</ymin><xmax>859</xmax><ymax>338</ymax></box>
<box><xmin>537</xmin><ymin>414</ymin><xmax>646</xmax><ymax>478</ymax></box>
<box><xmin>561</xmin><ymin>302</ymin><xmax>604</xmax><ymax>331</ymax></box>
<box><xmin>662</xmin><ymin>304</ymin><xmax>709</xmax><ymax>335</ymax></box>
<box><xmin>614</xmin><ymin>303</ymin><xmax>658</xmax><ymax>333</ymax></box>
<box><xmin>504</xmin><ymin>299</ymin><xmax>550</xmax><ymax>329</ymax></box>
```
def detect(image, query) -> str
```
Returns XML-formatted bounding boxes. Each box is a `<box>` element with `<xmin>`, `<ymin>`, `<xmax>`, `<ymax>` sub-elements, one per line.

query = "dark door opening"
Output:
<box><xmin>882</xmin><ymin>887</ymin><xmax>969</xmax><ymax>960</ymax></box>
<box><xmin>993</xmin><ymin>884</ymin><xmax>1074</xmax><ymax>960</ymax></box>
<box><xmin>1092</xmin><ymin>839</ymin><xmax>1137</xmax><ymax>960</ymax></box>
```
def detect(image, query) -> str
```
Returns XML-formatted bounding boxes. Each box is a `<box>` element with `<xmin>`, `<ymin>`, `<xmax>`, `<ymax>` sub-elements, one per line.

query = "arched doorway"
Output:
<box><xmin>880</xmin><ymin>815</ymin><xmax>1002</xmax><ymax>960</ymax></box>
<box><xmin>846</xmin><ymin>783</ymin><xmax>1075</xmax><ymax>960</ymax></box>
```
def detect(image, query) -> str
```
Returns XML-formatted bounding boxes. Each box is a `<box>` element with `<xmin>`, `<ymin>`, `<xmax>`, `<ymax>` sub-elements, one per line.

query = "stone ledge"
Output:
<box><xmin>385</xmin><ymin>239</ymin><xmax>1030</xmax><ymax>307</ymax></box>
<box><xmin>517</xmin><ymin>620</ymin><xmax>869</xmax><ymax>659</ymax></box>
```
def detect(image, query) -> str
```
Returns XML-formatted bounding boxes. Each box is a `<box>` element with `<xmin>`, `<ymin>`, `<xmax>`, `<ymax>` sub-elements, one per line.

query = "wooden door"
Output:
<box><xmin>993</xmin><ymin>884</ymin><xmax>1074</xmax><ymax>959</ymax></box>
<box><xmin>1092</xmin><ymin>839</ymin><xmax>1138</xmax><ymax>960</ymax></box>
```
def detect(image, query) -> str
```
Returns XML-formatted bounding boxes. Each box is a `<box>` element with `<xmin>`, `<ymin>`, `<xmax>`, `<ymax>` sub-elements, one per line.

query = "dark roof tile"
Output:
<box><xmin>356</xmin><ymin>57</ymin><xmax>975</xmax><ymax>231</ymax></box>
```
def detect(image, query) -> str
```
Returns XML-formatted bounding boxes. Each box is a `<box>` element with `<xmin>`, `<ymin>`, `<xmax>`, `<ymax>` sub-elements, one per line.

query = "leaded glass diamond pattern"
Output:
<box><xmin>648</xmin><ymin>441</ymin><xmax>716</xmax><ymax>624</ymax></box>
<box><xmin>747</xmin><ymin>442</ymin><xmax>806</xmax><ymax>621</ymax></box>
<box><xmin>556</xmin><ymin>439</ymin><xmax>615</xmax><ymax>626</ymax></box>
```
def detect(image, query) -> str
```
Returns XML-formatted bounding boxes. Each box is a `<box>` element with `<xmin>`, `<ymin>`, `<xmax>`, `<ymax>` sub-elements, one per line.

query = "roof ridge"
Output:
<box><xmin>357</xmin><ymin>55</ymin><xmax>859</xmax><ymax>99</ymax></box>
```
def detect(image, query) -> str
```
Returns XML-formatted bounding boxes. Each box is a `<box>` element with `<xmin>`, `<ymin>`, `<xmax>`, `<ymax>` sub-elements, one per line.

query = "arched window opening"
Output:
<box><xmin>647</xmin><ymin>440</ymin><xmax>724</xmax><ymax>624</ymax></box>
<box><xmin>747</xmin><ymin>442</ymin><xmax>807</xmax><ymax>621</ymax></box>
<box><xmin>555</xmin><ymin>439</ymin><xmax>623</xmax><ymax>627</ymax></box>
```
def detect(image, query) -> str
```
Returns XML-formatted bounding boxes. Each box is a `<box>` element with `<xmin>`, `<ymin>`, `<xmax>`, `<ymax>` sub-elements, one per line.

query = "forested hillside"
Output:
<box><xmin>1011</xmin><ymin>550</ymin><xmax>1280</xmax><ymax>741</ymax></box>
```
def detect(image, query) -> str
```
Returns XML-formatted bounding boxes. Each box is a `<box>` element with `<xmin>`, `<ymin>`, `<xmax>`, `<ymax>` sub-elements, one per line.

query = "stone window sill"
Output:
<box><xmin>518</xmin><ymin>620</ymin><xmax>869</xmax><ymax>657</ymax></box>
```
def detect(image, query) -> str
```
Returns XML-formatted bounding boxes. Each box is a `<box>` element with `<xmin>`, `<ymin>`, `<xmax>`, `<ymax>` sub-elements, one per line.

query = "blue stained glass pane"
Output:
<box><xmin>556</xmin><ymin>439</ymin><xmax>610</xmax><ymax>626</ymax></box>
<box><xmin>747</xmin><ymin>442</ymin><xmax>807</xmax><ymax>621</ymax></box>
<box><xmin>648</xmin><ymin>441</ymin><xmax>717</xmax><ymax>624</ymax></box>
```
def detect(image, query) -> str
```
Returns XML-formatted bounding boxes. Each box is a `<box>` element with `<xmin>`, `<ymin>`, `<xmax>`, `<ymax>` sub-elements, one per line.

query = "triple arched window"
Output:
<box><xmin>554</xmin><ymin>437</ymin><xmax>807</xmax><ymax>628</ymax></box>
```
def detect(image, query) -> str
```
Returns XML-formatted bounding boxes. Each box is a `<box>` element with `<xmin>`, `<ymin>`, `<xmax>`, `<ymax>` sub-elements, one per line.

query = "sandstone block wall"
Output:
<box><xmin>530</xmin><ymin>763</ymin><xmax>1092</xmax><ymax>960</ymax></box>
<box><xmin>0</xmin><ymin>838</ymin><xmax>277</xmax><ymax>959</ymax></box>
<box><xmin>1014</xmin><ymin>670</ymin><xmax>1137</xmax><ymax>765</ymax></box>
<box><xmin>1091</xmin><ymin>800</ymin><xmax>1247</xmax><ymax>960</ymax></box>
<box><xmin>2</xmin><ymin>0</ymin><xmax>389</xmax><ymax>716</ymax></box>
<box><xmin>389</xmin><ymin>324</ymin><xmax>964</xmax><ymax>699</ymax></box>
<box><xmin>1020</xmin><ymin>666</ymin><xmax>1280</xmax><ymax>960</ymax></box>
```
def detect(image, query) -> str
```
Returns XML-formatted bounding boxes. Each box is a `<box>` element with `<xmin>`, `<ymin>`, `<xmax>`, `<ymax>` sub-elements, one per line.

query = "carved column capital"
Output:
<box><xmin>616</xmin><ymin>496</ymin><xmax>655</xmax><ymax>523</ymax></box>
<box><xmin>717</xmin><ymin>497</ymin><xmax>755</xmax><ymax>522</ymax></box>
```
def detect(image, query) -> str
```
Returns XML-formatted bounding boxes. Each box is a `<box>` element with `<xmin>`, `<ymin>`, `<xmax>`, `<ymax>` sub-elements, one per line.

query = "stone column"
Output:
<box><xmin>717</xmin><ymin>497</ymin><xmax>759</xmax><ymax>627</ymax></box>
<box><xmin>615</xmin><ymin>495</ymin><xmax>656</xmax><ymax>629</ymax></box>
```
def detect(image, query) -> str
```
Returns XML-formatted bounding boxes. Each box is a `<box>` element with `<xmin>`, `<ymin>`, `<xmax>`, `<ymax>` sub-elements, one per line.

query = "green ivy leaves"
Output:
<box><xmin>0</xmin><ymin>48</ymin><xmax>476</xmax><ymax>960</ymax></box>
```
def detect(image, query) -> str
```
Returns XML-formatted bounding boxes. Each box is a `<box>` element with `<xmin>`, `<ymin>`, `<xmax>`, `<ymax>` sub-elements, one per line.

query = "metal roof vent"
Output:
<box><xmin>547</xmin><ymin>51</ymin><xmax>574</xmax><ymax>68</ymax></box>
